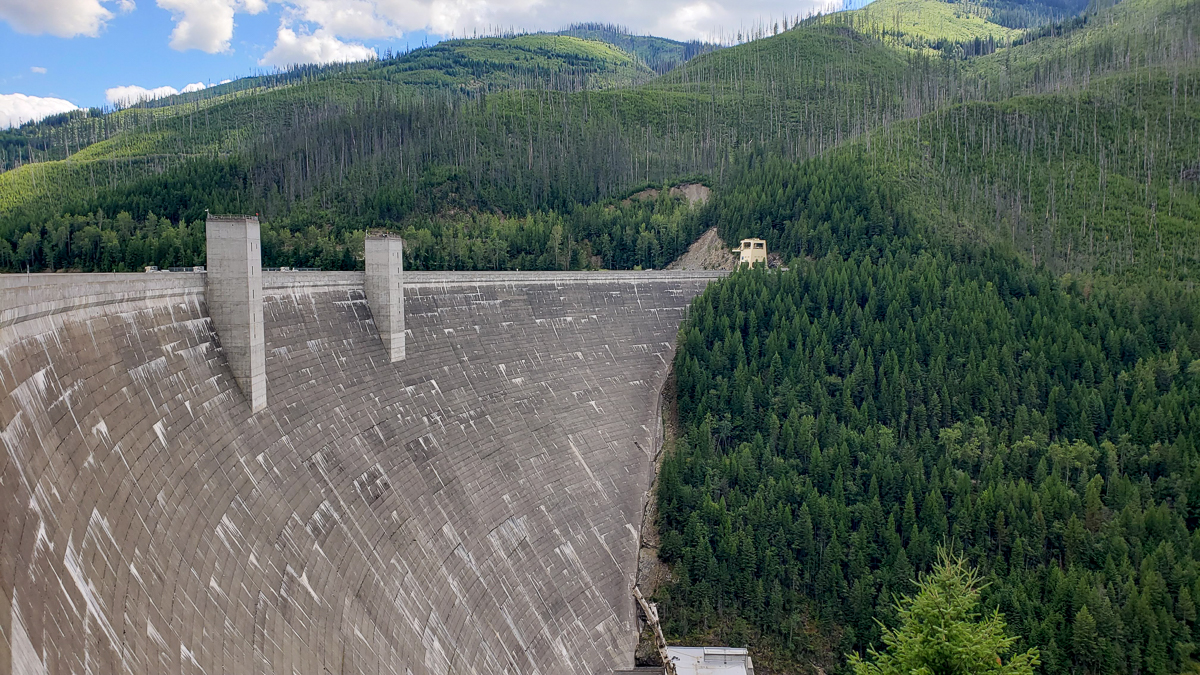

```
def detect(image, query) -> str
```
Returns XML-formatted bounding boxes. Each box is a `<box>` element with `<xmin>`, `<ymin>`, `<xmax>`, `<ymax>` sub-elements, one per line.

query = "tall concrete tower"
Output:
<box><xmin>365</xmin><ymin>235</ymin><xmax>405</xmax><ymax>362</ymax></box>
<box><xmin>205</xmin><ymin>214</ymin><xmax>267</xmax><ymax>412</ymax></box>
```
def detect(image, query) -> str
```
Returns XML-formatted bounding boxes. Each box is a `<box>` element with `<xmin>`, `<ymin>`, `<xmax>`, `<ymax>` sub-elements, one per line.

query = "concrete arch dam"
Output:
<box><xmin>0</xmin><ymin>269</ymin><xmax>724</xmax><ymax>675</ymax></box>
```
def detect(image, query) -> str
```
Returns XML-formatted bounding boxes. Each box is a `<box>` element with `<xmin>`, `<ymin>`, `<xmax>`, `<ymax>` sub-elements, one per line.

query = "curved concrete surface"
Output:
<box><xmin>0</xmin><ymin>270</ymin><xmax>724</xmax><ymax>675</ymax></box>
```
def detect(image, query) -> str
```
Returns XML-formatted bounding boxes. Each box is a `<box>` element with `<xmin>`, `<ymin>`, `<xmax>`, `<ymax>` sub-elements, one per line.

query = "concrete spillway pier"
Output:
<box><xmin>365</xmin><ymin>235</ymin><xmax>406</xmax><ymax>363</ymax></box>
<box><xmin>0</xmin><ymin>268</ymin><xmax>724</xmax><ymax>675</ymax></box>
<box><xmin>205</xmin><ymin>215</ymin><xmax>267</xmax><ymax>412</ymax></box>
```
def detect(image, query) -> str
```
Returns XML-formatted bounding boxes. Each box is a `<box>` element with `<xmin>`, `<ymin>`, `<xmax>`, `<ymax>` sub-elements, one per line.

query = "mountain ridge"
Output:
<box><xmin>1</xmin><ymin>0</ymin><xmax>1195</xmax><ymax>283</ymax></box>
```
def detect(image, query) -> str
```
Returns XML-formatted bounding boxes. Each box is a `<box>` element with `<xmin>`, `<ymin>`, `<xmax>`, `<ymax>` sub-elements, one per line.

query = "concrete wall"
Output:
<box><xmin>205</xmin><ymin>216</ymin><xmax>267</xmax><ymax>412</ymax></box>
<box><xmin>0</xmin><ymin>270</ymin><xmax>724</xmax><ymax>675</ymax></box>
<box><xmin>365</xmin><ymin>237</ymin><xmax>405</xmax><ymax>362</ymax></box>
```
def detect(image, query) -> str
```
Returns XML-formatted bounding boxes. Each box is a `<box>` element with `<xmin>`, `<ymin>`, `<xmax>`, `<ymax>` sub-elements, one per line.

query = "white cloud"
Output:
<box><xmin>156</xmin><ymin>0</ymin><xmax>264</xmax><ymax>53</ymax></box>
<box><xmin>30</xmin><ymin>66</ymin><xmax>47</xmax><ymax>74</ymax></box>
<box><xmin>259</xmin><ymin>26</ymin><xmax>376</xmax><ymax>67</ymax></box>
<box><xmin>180</xmin><ymin>0</ymin><xmax>839</xmax><ymax>69</ymax></box>
<box><xmin>270</xmin><ymin>0</ymin><xmax>833</xmax><ymax>44</ymax></box>
<box><xmin>0</xmin><ymin>0</ymin><xmax>115</xmax><ymax>37</ymax></box>
<box><xmin>4</xmin><ymin>0</ymin><xmax>838</xmax><ymax>69</ymax></box>
<box><xmin>0</xmin><ymin>93</ymin><xmax>78</xmax><ymax>129</ymax></box>
<box><xmin>247</xmin><ymin>0</ymin><xmax>840</xmax><ymax>68</ymax></box>
<box><xmin>104</xmin><ymin>82</ymin><xmax>214</xmax><ymax>106</ymax></box>
<box><xmin>283</xmin><ymin>0</ymin><xmax>400</xmax><ymax>40</ymax></box>
<box><xmin>105</xmin><ymin>84</ymin><xmax>180</xmax><ymax>106</ymax></box>
<box><xmin>663</xmin><ymin>2</ymin><xmax>720</xmax><ymax>39</ymax></box>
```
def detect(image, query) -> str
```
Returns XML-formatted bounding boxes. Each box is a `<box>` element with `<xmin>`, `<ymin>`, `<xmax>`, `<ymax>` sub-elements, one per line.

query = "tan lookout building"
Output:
<box><xmin>732</xmin><ymin>238</ymin><xmax>767</xmax><ymax>266</ymax></box>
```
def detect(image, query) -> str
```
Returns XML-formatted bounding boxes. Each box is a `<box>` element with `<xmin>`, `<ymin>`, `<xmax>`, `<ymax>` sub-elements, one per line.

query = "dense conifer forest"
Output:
<box><xmin>657</xmin><ymin>151</ymin><xmax>1200</xmax><ymax>673</ymax></box>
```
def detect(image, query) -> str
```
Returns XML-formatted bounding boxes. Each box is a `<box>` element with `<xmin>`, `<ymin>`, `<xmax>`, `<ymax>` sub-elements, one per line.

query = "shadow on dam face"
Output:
<box><xmin>0</xmin><ymin>270</ymin><xmax>724</xmax><ymax>675</ymax></box>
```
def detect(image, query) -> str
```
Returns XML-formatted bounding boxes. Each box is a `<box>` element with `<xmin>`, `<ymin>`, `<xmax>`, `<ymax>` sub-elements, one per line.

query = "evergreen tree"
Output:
<box><xmin>849</xmin><ymin>550</ymin><xmax>1040</xmax><ymax>675</ymax></box>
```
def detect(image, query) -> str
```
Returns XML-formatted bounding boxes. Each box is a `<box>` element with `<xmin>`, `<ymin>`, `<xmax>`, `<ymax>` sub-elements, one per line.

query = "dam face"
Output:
<box><xmin>0</xmin><ymin>270</ymin><xmax>722</xmax><ymax>675</ymax></box>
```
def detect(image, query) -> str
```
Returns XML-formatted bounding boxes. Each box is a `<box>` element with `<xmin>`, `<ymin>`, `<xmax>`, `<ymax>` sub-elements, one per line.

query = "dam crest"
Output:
<box><xmin>1</xmin><ymin>259</ymin><xmax>723</xmax><ymax>674</ymax></box>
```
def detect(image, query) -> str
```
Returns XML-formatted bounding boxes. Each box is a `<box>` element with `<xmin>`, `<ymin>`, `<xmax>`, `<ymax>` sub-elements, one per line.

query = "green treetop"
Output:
<box><xmin>849</xmin><ymin>550</ymin><xmax>1040</xmax><ymax>675</ymax></box>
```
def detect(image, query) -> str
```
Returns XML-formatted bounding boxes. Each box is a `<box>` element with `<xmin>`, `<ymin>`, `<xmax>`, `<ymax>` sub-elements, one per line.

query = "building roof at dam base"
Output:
<box><xmin>613</xmin><ymin>647</ymin><xmax>754</xmax><ymax>675</ymax></box>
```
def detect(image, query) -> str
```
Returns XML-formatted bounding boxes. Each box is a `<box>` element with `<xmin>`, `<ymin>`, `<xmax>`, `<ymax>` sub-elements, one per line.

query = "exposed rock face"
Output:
<box><xmin>668</xmin><ymin>183</ymin><xmax>712</xmax><ymax>207</ymax></box>
<box><xmin>666</xmin><ymin>228</ymin><xmax>738</xmax><ymax>271</ymax></box>
<box><xmin>625</xmin><ymin>183</ymin><xmax>712</xmax><ymax>207</ymax></box>
<box><xmin>0</xmin><ymin>270</ymin><xmax>722</xmax><ymax>675</ymax></box>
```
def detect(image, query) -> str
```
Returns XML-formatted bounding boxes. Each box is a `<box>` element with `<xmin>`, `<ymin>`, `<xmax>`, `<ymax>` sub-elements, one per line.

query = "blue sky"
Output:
<box><xmin>0</xmin><ymin>0</ymin><xmax>837</xmax><ymax>126</ymax></box>
<box><xmin>0</xmin><ymin>3</ymin><xmax>439</xmax><ymax>110</ymax></box>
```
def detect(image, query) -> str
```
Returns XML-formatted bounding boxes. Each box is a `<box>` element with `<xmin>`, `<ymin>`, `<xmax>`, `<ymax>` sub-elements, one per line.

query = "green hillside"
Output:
<box><xmin>370</xmin><ymin>33</ymin><xmax>655</xmax><ymax>89</ymax></box>
<box><xmin>869</xmin><ymin>72</ymin><xmax>1200</xmax><ymax>281</ymax></box>
<box><xmin>0</xmin><ymin>20</ymin><xmax>929</xmax><ymax>270</ymax></box>
<box><xmin>639</xmin><ymin>2</ymin><xmax>1200</xmax><ymax>670</ymax></box>
<box><xmin>554</xmin><ymin>23</ymin><xmax>720</xmax><ymax>73</ymax></box>
<box><xmin>714</xmin><ymin>66</ymin><xmax>1200</xmax><ymax>281</ymax></box>
<box><xmin>658</xmin><ymin>152</ymin><xmax>1200</xmax><ymax>674</ymax></box>
<box><xmin>3</xmin><ymin>0</ymin><xmax>1068</xmax><ymax>221</ymax></box>
<box><xmin>0</xmin><ymin>34</ymin><xmax>653</xmax><ymax>174</ymax></box>
<box><xmin>0</xmin><ymin>0</ymin><xmax>1196</xmax><ymax>282</ymax></box>
<box><xmin>850</xmin><ymin>0</ymin><xmax>1022</xmax><ymax>47</ymax></box>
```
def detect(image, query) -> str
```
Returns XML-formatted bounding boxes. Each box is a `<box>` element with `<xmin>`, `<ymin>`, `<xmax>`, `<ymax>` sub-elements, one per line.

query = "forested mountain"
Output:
<box><xmin>554</xmin><ymin>24</ymin><xmax>721</xmax><ymax>74</ymax></box>
<box><xmin>3</xmin><ymin>0</ymin><xmax>1194</xmax><ymax>279</ymax></box>
<box><xmin>640</xmin><ymin>2</ymin><xmax>1200</xmax><ymax>670</ymax></box>
<box><xmin>0</xmin><ymin>34</ymin><xmax>655</xmax><ymax>174</ymax></box>
<box><xmin>2</xmin><ymin>0</ymin><xmax>1194</xmax><ymax>278</ymax></box>
<box><xmin>658</xmin><ymin>149</ymin><xmax>1200</xmax><ymax>675</ymax></box>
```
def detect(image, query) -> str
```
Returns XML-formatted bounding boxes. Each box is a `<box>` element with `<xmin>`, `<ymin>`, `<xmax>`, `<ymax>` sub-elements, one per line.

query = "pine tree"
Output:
<box><xmin>1071</xmin><ymin>606</ymin><xmax>1098</xmax><ymax>673</ymax></box>
<box><xmin>848</xmin><ymin>550</ymin><xmax>1040</xmax><ymax>675</ymax></box>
